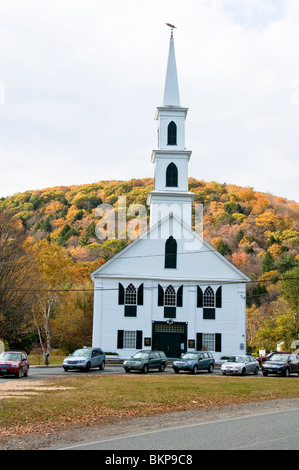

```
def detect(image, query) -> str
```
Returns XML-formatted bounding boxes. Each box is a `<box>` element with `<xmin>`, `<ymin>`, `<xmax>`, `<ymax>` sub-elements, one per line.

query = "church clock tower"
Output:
<box><xmin>147</xmin><ymin>28</ymin><xmax>195</xmax><ymax>228</ymax></box>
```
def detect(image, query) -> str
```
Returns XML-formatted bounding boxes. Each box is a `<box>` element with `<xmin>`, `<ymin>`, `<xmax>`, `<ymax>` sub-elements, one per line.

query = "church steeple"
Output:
<box><xmin>147</xmin><ymin>28</ymin><xmax>195</xmax><ymax>228</ymax></box>
<box><xmin>163</xmin><ymin>33</ymin><xmax>180</xmax><ymax>107</ymax></box>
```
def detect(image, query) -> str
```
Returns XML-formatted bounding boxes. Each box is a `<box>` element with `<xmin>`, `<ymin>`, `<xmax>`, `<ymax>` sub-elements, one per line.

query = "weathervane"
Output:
<box><xmin>165</xmin><ymin>23</ymin><xmax>177</xmax><ymax>38</ymax></box>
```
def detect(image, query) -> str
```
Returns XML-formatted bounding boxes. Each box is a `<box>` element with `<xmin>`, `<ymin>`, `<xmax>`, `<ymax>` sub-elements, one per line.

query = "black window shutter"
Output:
<box><xmin>117</xmin><ymin>330</ymin><xmax>124</xmax><ymax>349</ymax></box>
<box><xmin>118</xmin><ymin>283</ymin><xmax>124</xmax><ymax>305</ymax></box>
<box><xmin>196</xmin><ymin>333</ymin><xmax>203</xmax><ymax>351</ymax></box>
<box><xmin>177</xmin><ymin>285</ymin><xmax>183</xmax><ymax>307</ymax></box>
<box><xmin>164</xmin><ymin>306</ymin><xmax>176</xmax><ymax>318</ymax></box>
<box><xmin>216</xmin><ymin>286</ymin><xmax>222</xmax><ymax>308</ymax></box>
<box><xmin>166</xmin><ymin>162</ymin><xmax>178</xmax><ymax>187</ymax></box>
<box><xmin>167</xmin><ymin>121</ymin><xmax>177</xmax><ymax>145</ymax></box>
<box><xmin>203</xmin><ymin>308</ymin><xmax>215</xmax><ymax>319</ymax></box>
<box><xmin>215</xmin><ymin>333</ymin><xmax>222</xmax><ymax>352</ymax></box>
<box><xmin>197</xmin><ymin>286</ymin><xmax>203</xmax><ymax>308</ymax></box>
<box><xmin>124</xmin><ymin>305</ymin><xmax>137</xmax><ymax>317</ymax></box>
<box><xmin>158</xmin><ymin>284</ymin><xmax>164</xmax><ymax>306</ymax></box>
<box><xmin>137</xmin><ymin>283</ymin><xmax>144</xmax><ymax>305</ymax></box>
<box><xmin>165</xmin><ymin>236</ymin><xmax>177</xmax><ymax>269</ymax></box>
<box><xmin>136</xmin><ymin>331</ymin><xmax>143</xmax><ymax>349</ymax></box>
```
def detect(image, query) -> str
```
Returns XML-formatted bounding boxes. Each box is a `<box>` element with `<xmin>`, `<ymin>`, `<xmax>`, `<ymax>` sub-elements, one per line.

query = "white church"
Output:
<box><xmin>91</xmin><ymin>30</ymin><xmax>250</xmax><ymax>360</ymax></box>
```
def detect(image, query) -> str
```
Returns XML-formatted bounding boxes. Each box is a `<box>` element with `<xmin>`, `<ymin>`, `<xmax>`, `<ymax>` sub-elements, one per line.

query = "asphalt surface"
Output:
<box><xmin>51</xmin><ymin>406</ymin><xmax>299</xmax><ymax>450</ymax></box>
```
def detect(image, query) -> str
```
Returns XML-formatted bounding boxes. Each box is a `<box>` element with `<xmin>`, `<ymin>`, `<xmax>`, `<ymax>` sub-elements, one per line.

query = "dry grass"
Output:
<box><xmin>0</xmin><ymin>374</ymin><xmax>298</xmax><ymax>437</ymax></box>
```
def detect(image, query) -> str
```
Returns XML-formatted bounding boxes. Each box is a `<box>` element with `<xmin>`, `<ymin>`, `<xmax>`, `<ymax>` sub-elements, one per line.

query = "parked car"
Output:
<box><xmin>262</xmin><ymin>353</ymin><xmax>299</xmax><ymax>377</ymax></box>
<box><xmin>0</xmin><ymin>351</ymin><xmax>29</xmax><ymax>378</ymax></box>
<box><xmin>221</xmin><ymin>355</ymin><xmax>259</xmax><ymax>375</ymax></box>
<box><xmin>63</xmin><ymin>347</ymin><xmax>105</xmax><ymax>372</ymax></box>
<box><xmin>123</xmin><ymin>350</ymin><xmax>167</xmax><ymax>373</ymax></box>
<box><xmin>256</xmin><ymin>351</ymin><xmax>287</xmax><ymax>365</ymax></box>
<box><xmin>172</xmin><ymin>351</ymin><xmax>215</xmax><ymax>374</ymax></box>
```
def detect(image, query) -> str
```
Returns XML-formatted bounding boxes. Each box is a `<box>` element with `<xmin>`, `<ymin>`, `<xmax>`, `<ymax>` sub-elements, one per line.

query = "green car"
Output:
<box><xmin>123</xmin><ymin>350</ymin><xmax>167</xmax><ymax>373</ymax></box>
<box><xmin>173</xmin><ymin>351</ymin><xmax>215</xmax><ymax>374</ymax></box>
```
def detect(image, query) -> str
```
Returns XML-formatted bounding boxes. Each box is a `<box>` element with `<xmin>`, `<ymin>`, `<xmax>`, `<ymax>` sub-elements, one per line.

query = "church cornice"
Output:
<box><xmin>155</xmin><ymin>106</ymin><xmax>188</xmax><ymax>120</ymax></box>
<box><xmin>151</xmin><ymin>149</ymin><xmax>192</xmax><ymax>163</ymax></box>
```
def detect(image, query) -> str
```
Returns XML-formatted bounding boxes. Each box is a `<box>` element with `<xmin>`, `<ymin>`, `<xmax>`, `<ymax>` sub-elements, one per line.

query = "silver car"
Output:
<box><xmin>221</xmin><ymin>355</ymin><xmax>259</xmax><ymax>375</ymax></box>
<box><xmin>63</xmin><ymin>347</ymin><xmax>105</xmax><ymax>372</ymax></box>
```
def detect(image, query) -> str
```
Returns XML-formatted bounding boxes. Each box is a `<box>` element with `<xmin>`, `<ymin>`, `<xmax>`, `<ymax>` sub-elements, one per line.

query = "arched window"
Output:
<box><xmin>125</xmin><ymin>283</ymin><xmax>136</xmax><ymax>305</ymax></box>
<box><xmin>165</xmin><ymin>236</ymin><xmax>177</xmax><ymax>269</ymax></box>
<box><xmin>165</xmin><ymin>285</ymin><xmax>176</xmax><ymax>306</ymax></box>
<box><xmin>167</xmin><ymin>121</ymin><xmax>177</xmax><ymax>145</ymax></box>
<box><xmin>166</xmin><ymin>162</ymin><xmax>178</xmax><ymax>187</ymax></box>
<box><xmin>204</xmin><ymin>286</ymin><xmax>215</xmax><ymax>307</ymax></box>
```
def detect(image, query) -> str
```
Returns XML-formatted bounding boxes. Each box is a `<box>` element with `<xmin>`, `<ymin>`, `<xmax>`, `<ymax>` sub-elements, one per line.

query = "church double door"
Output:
<box><xmin>152</xmin><ymin>321</ymin><xmax>187</xmax><ymax>358</ymax></box>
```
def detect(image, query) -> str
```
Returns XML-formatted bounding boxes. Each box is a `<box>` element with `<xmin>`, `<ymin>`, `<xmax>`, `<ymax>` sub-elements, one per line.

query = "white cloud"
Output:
<box><xmin>0</xmin><ymin>0</ymin><xmax>298</xmax><ymax>201</ymax></box>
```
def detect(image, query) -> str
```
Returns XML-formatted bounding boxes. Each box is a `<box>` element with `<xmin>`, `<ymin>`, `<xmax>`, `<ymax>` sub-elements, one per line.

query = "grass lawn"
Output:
<box><xmin>0</xmin><ymin>374</ymin><xmax>298</xmax><ymax>437</ymax></box>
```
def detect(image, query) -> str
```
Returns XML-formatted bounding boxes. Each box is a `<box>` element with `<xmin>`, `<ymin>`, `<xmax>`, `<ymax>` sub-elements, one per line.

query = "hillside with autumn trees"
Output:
<box><xmin>0</xmin><ymin>178</ymin><xmax>298</xmax><ymax>355</ymax></box>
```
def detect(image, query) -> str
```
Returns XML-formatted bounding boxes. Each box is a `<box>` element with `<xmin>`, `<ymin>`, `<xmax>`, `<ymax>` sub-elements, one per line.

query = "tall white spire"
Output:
<box><xmin>163</xmin><ymin>33</ymin><xmax>180</xmax><ymax>107</ymax></box>
<box><xmin>147</xmin><ymin>27</ymin><xmax>195</xmax><ymax>228</ymax></box>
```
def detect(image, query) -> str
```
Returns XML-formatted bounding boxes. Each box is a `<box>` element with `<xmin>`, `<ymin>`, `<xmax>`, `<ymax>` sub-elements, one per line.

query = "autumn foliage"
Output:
<box><xmin>0</xmin><ymin>178</ymin><xmax>298</xmax><ymax>353</ymax></box>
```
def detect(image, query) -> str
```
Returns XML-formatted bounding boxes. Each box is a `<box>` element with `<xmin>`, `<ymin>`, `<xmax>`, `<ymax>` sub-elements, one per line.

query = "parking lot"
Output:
<box><xmin>1</xmin><ymin>361</ymin><xmax>298</xmax><ymax>384</ymax></box>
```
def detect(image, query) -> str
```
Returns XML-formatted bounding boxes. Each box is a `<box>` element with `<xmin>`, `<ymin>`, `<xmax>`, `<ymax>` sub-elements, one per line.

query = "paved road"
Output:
<box><xmin>51</xmin><ymin>407</ymin><xmax>299</xmax><ymax>450</ymax></box>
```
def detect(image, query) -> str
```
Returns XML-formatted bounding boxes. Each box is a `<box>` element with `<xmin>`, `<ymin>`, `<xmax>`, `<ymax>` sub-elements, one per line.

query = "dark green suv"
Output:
<box><xmin>123</xmin><ymin>350</ymin><xmax>167</xmax><ymax>373</ymax></box>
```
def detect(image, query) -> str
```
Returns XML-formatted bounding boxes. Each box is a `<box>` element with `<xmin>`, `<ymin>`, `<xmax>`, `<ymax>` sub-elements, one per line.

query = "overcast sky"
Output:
<box><xmin>0</xmin><ymin>0</ymin><xmax>298</xmax><ymax>201</ymax></box>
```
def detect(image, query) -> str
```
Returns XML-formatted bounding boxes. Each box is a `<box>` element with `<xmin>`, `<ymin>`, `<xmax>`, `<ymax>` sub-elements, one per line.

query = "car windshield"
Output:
<box><xmin>72</xmin><ymin>349</ymin><xmax>91</xmax><ymax>357</ymax></box>
<box><xmin>268</xmin><ymin>354</ymin><xmax>290</xmax><ymax>362</ymax></box>
<box><xmin>227</xmin><ymin>356</ymin><xmax>246</xmax><ymax>363</ymax></box>
<box><xmin>132</xmin><ymin>352</ymin><xmax>149</xmax><ymax>359</ymax></box>
<box><xmin>0</xmin><ymin>352</ymin><xmax>22</xmax><ymax>361</ymax></box>
<box><xmin>181</xmin><ymin>353</ymin><xmax>198</xmax><ymax>360</ymax></box>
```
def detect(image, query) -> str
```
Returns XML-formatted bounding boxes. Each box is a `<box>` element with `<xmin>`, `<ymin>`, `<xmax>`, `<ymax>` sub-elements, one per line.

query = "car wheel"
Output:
<box><xmin>284</xmin><ymin>368</ymin><xmax>290</xmax><ymax>377</ymax></box>
<box><xmin>262</xmin><ymin>371</ymin><xmax>268</xmax><ymax>376</ymax></box>
<box><xmin>24</xmin><ymin>367</ymin><xmax>29</xmax><ymax>377</ymax></box>
<box><xmin>99</xmin><ymin>361</ymin><xmax>105</xmax><ymax>370</ymax></box>
<box><xmin>159</xmin><ymin>363</ymin><xmax>165</xmax><ymax>372</ymax></box>
<box><xmin>174</xmin><ymin>369</ymin><xmax>179</xmax><ymax>374</ymax></box>
<box><xmin>63</xmin><ymin>367</ymin><xmax>69</xmax><ymax>372</ymax></box>
<box><xmin>143</xmin><ymin>364</ymin><xmax>148</xmax><ymax>374</ymax></box>
<box><xmin>208</xmin><ymin>363</ymin><xmax>214</xmax><ymax>373</ymax></box>
<box><xmin>125</xmin><ymin>369</ymin><xmax>130</xmax><ymax>373</ymax></box>
<box><xmin>241</xmin><ymin>367</ymin><xmax>246</xmax><ymax>376</ymax></box>
<box><xmin>192</xmin><ymin>365</ymin><xmax>198</xmax><ymax>375</ymax></box>
<box><xmin>16</xmin><ymin>368</ymin><xmax>23</xmax><ymax>379</ymax></box>
<box><xmin>222</xmin><ymin>372</ymin><xmax>226</xmax><ymax>375</ymax></box>
<box><xmin>254</xmin><ymin>367</ymin><xmax>259</xmax><ymax>375</ymax></box>
<box><xmin>85</xmin><ymin>362</ymin><xmax>91</xmax><ymax>372</ymax></box>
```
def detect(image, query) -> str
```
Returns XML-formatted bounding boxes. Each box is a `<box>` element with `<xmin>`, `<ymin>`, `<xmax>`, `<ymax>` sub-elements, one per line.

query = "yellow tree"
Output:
<box><xmin>29</xmin><ymin>240</ymin><xmax>75</xmax><ymax>357</ymax></box>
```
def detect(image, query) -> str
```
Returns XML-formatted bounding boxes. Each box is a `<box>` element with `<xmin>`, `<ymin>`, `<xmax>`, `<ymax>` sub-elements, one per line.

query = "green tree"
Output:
<box><xmin>261</xmin><ymin>251</ymin><xmax>275</xmax><ymax>274</ymax></box>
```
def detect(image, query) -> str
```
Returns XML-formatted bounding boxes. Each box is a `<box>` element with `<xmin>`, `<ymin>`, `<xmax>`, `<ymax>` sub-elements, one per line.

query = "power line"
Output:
<box><xmin>0</xmin><ymin>277</ymin><xmax>298</xmax><ymax>294</ymax></box>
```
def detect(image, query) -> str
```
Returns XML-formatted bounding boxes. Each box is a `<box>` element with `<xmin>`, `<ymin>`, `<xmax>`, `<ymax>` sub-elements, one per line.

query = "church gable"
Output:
<box><xmin>91</xmin><ymin>214</ymin><xmax>249</xmax><ymax>282</ymax></box>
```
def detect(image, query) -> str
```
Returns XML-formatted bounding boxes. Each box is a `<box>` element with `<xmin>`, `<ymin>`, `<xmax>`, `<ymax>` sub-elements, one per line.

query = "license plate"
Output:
<box><xmin>268</xmin><ymin>369</ymin><xmax>272</xmax><ymax>372</ymax></box>
<box><xmin>1</xmin><ymin>369</ymin><xmax>7</xmax><ymax>372</ymax></box>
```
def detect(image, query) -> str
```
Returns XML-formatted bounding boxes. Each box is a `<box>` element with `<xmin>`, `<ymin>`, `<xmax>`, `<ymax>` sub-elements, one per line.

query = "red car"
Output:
<box><xmin>0</xmin><ymin>351</ymin><xmax>29</xmax><ymax>378</ymax></box>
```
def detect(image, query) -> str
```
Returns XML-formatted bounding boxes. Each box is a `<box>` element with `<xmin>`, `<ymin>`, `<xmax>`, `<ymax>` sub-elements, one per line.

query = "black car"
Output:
<box><xmin>262</xmin><ymin>353</ymin><xmax>299</xmax><ymax>377</ymax></box>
